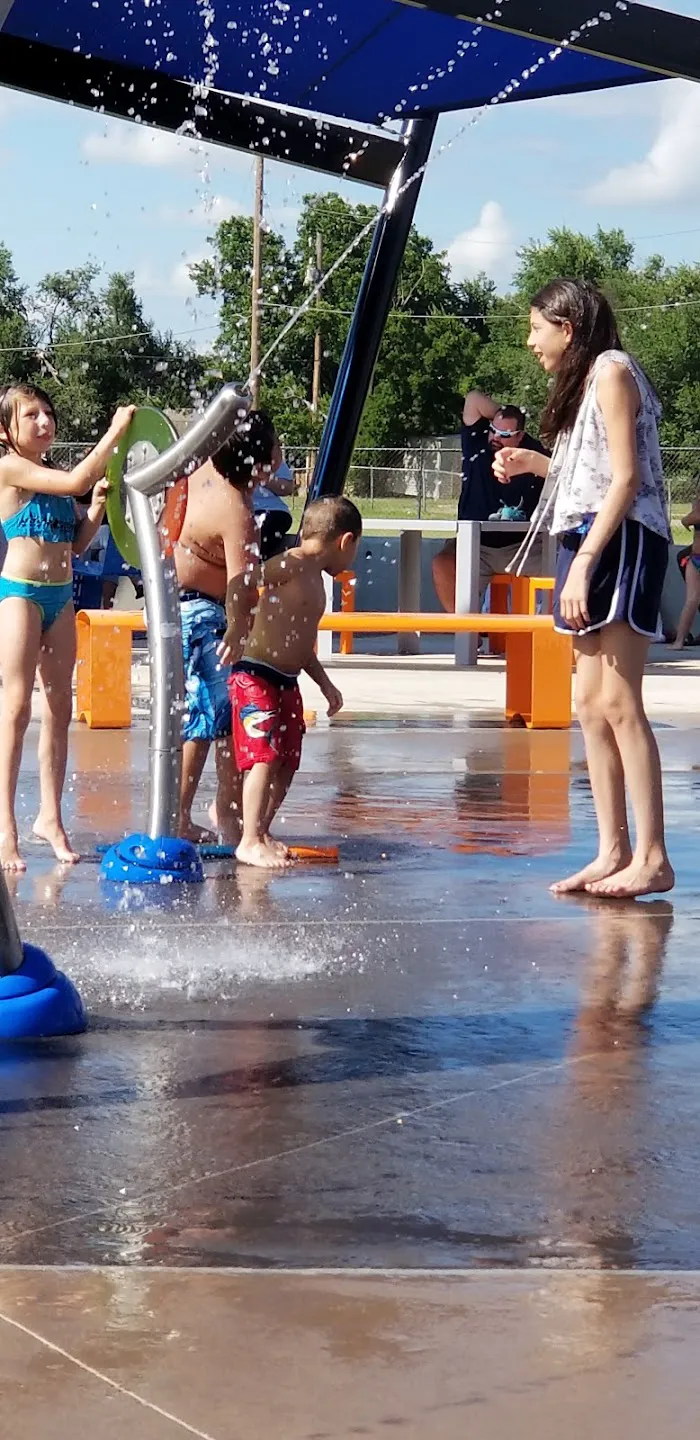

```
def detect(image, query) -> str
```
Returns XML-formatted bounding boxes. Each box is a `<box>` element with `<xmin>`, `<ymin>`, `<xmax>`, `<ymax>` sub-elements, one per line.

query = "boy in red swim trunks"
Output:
<box><xmin>221</xmin><ymin>495</ymin><xmax>362</xmax><ymax>869</ymax></box>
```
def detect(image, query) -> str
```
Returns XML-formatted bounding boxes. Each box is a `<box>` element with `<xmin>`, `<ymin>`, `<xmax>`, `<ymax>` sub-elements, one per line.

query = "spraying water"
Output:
<box><xmin>247</xmin><ymin>5</ymin><xmax>629</xmax><ymax>389</ymax></box>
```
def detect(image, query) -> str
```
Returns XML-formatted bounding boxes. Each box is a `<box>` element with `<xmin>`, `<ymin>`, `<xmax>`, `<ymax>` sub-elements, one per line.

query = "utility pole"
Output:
<box><xmin>250</xmin><ymin>155</ymin><xmax>264</xmax><ymax>407</ymax></box>
<box><xmin>311</xmin><ymin>230</ymin><xmax>324</xmax><ymax>415</ymax></box>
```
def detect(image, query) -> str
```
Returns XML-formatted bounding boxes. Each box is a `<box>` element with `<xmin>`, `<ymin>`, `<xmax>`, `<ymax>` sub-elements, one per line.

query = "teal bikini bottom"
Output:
<box><xmin>0</xmin><ymin>576</ymin><xmax>73</xmax><ymax>631</ymax></box>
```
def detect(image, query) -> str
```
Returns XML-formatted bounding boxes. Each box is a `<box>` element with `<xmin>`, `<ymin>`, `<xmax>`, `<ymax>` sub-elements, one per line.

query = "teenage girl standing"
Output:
<box><xmin>495</xmin><ymin>279</ymin><xmax>674</xmax><ymax>899</ymax></box>
<box><xmin>0</xmin><ymin>384</ymin><xmax>134</xmax><ymax>870</ymax></box>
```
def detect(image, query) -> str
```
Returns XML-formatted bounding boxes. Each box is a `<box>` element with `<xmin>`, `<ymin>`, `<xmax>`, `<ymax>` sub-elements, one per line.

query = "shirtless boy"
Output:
<box><xmin>221</xmin><ymin>495</ymin><xmax>362</xmax><ymax>869</ymax></box>
<box><xmin>174</xmin><ymin>411</ymin><xmax>276</xmax><ymax>843</ymax></box>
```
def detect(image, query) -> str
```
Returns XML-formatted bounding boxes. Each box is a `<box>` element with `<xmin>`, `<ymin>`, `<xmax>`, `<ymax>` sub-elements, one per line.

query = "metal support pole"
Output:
<box><xmin>398</xmin><ymin>530</ymin><xmax>422</xmax><ymax>656</ymax></box>
<box><xmin>308</xmin><ymin>115</ymin><xmax>438</xmax><ymax>503</ymax></box>
<box><xmin>100</xmin><ymin>383</ymin><xmax>251</xmax><ymax>883</ymax></box>
<box><xmin>455</xmin><ymin>521</ymin><xmax>481</xmax><ymax>668</ymax></box>
<box><xmin>126</xmin><ymin>382</ymin><xmax>251</xmax><ymax>841</ymax></box>
<box><xmin>310</xmin><ymin>231</ymin><xmax>324</xmax><ymax>416</ymax></box>
<box><xmin>0</xmin><ymin>876</ymin><xmax>25</xmax><ymax>977</ymax></box>
<box><xmin>250</xmin><ymin>156</ymin><xmax>264</xmax><ymax>409</ymax></box>
<box><xmin>129</xmin><ymin>491</ymin><xmax>184</xmax><ymax>839</ymax></box>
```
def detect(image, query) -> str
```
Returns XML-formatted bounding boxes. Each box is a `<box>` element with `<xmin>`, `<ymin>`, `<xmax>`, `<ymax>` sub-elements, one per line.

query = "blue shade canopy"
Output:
<box><xmin>1</xmin><ymin>0</ymin><xmax>699</xmax><ymax>183</ymax></box>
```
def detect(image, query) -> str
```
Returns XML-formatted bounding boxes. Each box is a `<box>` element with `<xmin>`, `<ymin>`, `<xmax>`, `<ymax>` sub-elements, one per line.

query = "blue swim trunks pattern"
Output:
<box><xmin>180</xmin><ymin>596</ymin><xmax>232</xmax><ymax>743</ymax></box>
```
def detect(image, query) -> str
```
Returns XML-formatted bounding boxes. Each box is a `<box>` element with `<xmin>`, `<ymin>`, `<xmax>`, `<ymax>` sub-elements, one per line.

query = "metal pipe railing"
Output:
<box><xmin>126</xmin><ymin>383</ymin><xmax>251</xmax><ymax>498</ymax></box>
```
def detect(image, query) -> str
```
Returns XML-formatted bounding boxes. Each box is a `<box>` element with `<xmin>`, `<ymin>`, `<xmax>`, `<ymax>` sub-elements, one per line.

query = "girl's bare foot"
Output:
<box><xmin>236</xmin><ymin>838</ymin><xmax>289</xmax><ymax>870</ymax></box>
<box><xmin>178</xmin><ymin>817</ymin><xmax>216</xmax><ymax>845</ymax></box>
<box><xmin>550</xmin><ymin>851</ymin><xmax>631</xmax><ymax>895</ymax></box>
<box><xmin>264</xmin><ymin>834</ymin><xmax>290</xmax><ymax>860</ymax></box>
<box><xmin>586</xmin><ymin>856</ymin><xmax>675</xmax><ymax>899</ymax></box>
<box><xmin>0</xmin><ymin>828</ymin><xmax>25</xmax><ymax>872</ymax></box>
<box><xmin>32</xmin><ymin>820</ymin><xmax>80</xmax><ymax>865</ymax></box>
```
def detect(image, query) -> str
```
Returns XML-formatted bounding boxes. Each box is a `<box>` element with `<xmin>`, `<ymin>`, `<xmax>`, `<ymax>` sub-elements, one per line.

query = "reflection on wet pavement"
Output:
<box><xmin>1</xmin><ymin>720</ymin><xmax>700</xmax><ymax>1275</ymax></box>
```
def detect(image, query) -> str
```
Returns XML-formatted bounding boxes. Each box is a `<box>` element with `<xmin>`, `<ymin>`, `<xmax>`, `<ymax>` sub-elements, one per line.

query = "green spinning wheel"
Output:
<box><xmin>106</xmin><ymin>406</ymin><xmax>179</xmax><ymax>568</ymax></box>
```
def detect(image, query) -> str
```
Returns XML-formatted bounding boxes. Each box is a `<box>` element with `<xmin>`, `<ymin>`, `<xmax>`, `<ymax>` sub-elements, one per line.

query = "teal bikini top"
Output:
<box><xmin>3</xmin><ymin>492</ymin><xmax>77</xmax><ymax>545</ymax></box>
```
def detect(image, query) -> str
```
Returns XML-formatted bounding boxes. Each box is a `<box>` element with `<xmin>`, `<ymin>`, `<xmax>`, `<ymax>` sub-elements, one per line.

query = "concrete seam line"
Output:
<box><xmin>0</xmin><ymin>1051</ymin><xmax>595</xmax><ymax>1249</ymax></box>
<box><xmin>0</xmin><ymin>1309</ymin><xmax>220</xmax><ymax>1440</ymax></box>
<box><xmin>33</xmin><ymin>912</ymin><xmax>700</xmax><ymax>929</ymax></box>
<box><xmin>0</xmin><ymin>1264</ymin><xmax>696</xmax><ymax>1278</ymax></box>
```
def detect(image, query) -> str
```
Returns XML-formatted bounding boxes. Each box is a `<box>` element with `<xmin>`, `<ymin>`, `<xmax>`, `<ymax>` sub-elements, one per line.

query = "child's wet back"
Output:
<box><xmin>245</xmin><ymin>549</ymin><xmax>326</xmax><ymax>674</ymax></box>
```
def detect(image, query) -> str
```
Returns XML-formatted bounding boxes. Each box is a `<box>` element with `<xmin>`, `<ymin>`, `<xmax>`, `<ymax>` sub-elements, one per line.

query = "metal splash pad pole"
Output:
<box><xmin>100</xmin><ymin>383</ymin><xmax>252</xmax><ymax>887</ymax></box>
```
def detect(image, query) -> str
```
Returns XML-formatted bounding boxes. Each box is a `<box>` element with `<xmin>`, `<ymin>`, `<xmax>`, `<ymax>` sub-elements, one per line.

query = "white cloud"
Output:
<box><xmin>83</xmin><ymin>123</ymin><xmax>214</xmax><ymax>169</ymax></box>
<box><xmin>589</xmin><ymin>81</ymin><xmax>700</xmax><ymax>205</ymax></box>
<box><xmin>447</xmin><ymin>201</ymin><xmax>514</xmax><ymax>284</ymax></box>
<box><xmin>135</xmin><ymin>253</ymin><xmax>207</xmax><ymax>300</ymax></box>
<box><xmin>81</xmin><ymin>120</ymin><xmax>250</xmax><ymax>173</ymax></box>
<box><xmin>267</xmin><ymin>203</ymin><xmax>302</xmax><ymax>234</ymax></box>
<box><xmin>160</xmin><ymin>195</ymin><xmax>247</xmax><ymax>228</ymax></box>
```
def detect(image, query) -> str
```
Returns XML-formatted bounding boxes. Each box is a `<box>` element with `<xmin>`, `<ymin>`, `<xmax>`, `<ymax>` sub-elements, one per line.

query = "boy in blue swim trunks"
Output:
<box><xmin>174</xmin><ymin>412</ymin><xmax>276</xmax><ymax>843</ymax></box>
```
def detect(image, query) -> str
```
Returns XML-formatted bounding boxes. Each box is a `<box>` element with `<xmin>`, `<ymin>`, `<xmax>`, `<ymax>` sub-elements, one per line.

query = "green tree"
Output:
<box><xmin>192</xmin><ymin>192</ymin><xmax>488</xmax><ymax>447</ymax></box>
<box><xmin>473</xmin><ymin>226</ymin><xmax>700</xmax><ymax>446</ymax></box>
<box><xmin>0</xmin><ymin>242</ymin><xmax>38</xmax><ymax>386</ymax></box>
<box><xmin>32</xmin><ymin>269</ymin><xmax>204</xmax><ymax>440</ymax></box>
<box><xmin>190</xmin><ymin>215</ymin><xmax>300</xmax><ymax>389</ymax></box>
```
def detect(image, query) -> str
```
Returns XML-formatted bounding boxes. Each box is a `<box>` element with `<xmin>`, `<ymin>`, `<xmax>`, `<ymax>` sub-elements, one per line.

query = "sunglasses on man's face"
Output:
<box><xmin>489</xmin><ymin>422</ymin><xmax>523</xmax><ymax>440</ymax></box>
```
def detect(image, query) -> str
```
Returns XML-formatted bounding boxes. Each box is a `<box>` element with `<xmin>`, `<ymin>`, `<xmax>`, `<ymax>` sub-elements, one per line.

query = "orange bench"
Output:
<box><xmin>76</xmin><ymin>607</ymin><xmax>572</xmax><ymax>732</ymax></box>
<box><xmin>318</xmin><ymin>612</ymin><xmax>572</xmax><ymax>729</ymax></box>
<box><xmin>489</xmin><ymin>573</ymin><xmax>555</xmax><ymax>656</ymax></box>
<box><xmin>76</xmin><ymin>609</ymin><xmax>147</xmax><ymax>728</ymax></box>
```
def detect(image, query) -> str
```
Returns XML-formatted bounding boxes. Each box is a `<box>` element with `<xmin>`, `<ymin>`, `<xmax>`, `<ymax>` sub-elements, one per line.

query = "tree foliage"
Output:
<box><xmin>0</xmin><ymin>262</ymin><xmax>204</xmax><ymax>440</ymax></box>
<box><xmin>1</xmin><ymin>209</ymin><xmax>700</xmax><ymax>451</ymax></box>
<box><xmin>191</xmin><ymin>192</ymin><xmax>493</xmax><ymax>446</ymax></box>
<box><xmin>473</xmin><ymin>226</ymin><xmax>700</xmax><ymax>446</ymax></box>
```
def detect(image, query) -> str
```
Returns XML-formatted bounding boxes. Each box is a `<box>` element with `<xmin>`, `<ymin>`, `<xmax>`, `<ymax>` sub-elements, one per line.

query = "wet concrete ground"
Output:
<box><xmin>2</xmin><ymin>714</ymin><xmax>700</xmax><ymax>1435</ymax></box>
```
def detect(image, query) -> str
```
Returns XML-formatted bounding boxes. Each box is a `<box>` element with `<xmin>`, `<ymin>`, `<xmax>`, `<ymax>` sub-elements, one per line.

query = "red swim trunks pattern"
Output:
<box><xmin>230</xmin><ymin>667</ymin><xmax>305</xmax><ymax>773</ymax></box>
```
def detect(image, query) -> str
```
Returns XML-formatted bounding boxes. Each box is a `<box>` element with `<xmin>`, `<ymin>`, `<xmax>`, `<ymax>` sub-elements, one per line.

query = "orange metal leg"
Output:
<box><xmin>488</xmin><ymin>575</ymin><xmax>510</xmax><ymax>657</ymax></box>
<box><xmin>338</xmin><ymin>570</ymin><xmax>356</xmax><ymax>656</ymax></box>
<box><xmin>505</xmin><ymin>629</ymin><xmax>572</xmax><ymax>729</ymax></box>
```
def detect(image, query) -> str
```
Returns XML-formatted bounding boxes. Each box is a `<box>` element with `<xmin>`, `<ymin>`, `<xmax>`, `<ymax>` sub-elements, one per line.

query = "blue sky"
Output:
<box><xmin>0</xmin><ymin>0</ymin><xmax>699</xmax><ymax>357</ymax></box>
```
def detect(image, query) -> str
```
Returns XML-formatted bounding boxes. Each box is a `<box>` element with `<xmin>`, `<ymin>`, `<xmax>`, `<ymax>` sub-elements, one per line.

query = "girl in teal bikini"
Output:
<box><xmin>0</xmin><ymin>384</ymin><xmax>134</xmax><ymax>870</ymax></box>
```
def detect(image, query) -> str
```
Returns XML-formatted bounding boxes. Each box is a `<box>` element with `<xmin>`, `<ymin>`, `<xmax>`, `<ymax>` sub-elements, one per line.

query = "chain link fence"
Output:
<box><xmin>663</xmin><ymin>448</ymin><xmax>700</xmax><ymax>514</ymax></box>
<box><xmin>55</xmin><ymin>437</ymin><xmax>700</xmax><ymax>532</ymax></box>
<box><xmin>285</xmin><ymin>441</ymin><xmax>463</xmax><ymax>519</ymax></box>
<box><xmin>51</xmin><ymin>443</ymin><xmax>92</xmax><ymax>470</ymax></box>
<box><xmin>288</xmin><ymin>441</ymin><xmax>700</xmax><ymax>527</ymax></box>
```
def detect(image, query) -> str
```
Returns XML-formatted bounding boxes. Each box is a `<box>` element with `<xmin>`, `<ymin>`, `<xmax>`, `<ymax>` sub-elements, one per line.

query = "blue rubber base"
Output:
<box><xmin>0</xmin><ymin>944</ymin><xmax>87</xmax><ymax>1040</ymax></box>
<box><xmin>100</xmin><ymin>833</ymin><xmax>204</xmax><ymax>885</ymax></box>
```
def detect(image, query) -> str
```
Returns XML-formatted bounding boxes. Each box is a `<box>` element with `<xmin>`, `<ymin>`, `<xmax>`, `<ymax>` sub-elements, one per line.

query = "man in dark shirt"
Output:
<box><xmin>432</xmin><ymin>390</ymin><xmax>548</xmax><ymax>612</ymax></box>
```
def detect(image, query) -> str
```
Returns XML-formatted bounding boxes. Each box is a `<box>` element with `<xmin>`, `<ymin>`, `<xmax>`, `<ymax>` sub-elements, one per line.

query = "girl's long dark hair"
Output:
<box><xmin>531</xmin><ymin>280</ymin><xmax>622</xmax><ymax>447</ymax></box>
<box><xmin>0</xmin><ymin>382</ymin><xmax>58</xmax><ymax>458</ymax></box>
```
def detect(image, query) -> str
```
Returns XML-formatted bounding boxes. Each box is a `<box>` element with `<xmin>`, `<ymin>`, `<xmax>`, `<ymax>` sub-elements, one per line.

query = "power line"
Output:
<box><xmin>249</xmin><ymin>295</ymin><xmax>700</xmax><ymax>322</ymax></box>
<box><xmin>1</xmin><ymin>294</ymin><xmax>700</xmax><ymax>360</ymax></box>
<box><xmin>0</xmin><ymin>320</ymin><xmax>219</xmax><ymax>357</ymax></box>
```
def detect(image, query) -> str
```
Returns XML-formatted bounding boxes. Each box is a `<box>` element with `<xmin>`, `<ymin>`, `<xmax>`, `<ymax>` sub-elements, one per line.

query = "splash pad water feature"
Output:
<box><xmin>0</xmin><ymin>0</ymin><xmax>697</xmax><ymax>1048</ymax></box>
<box><xmin>99</xmin><ymin>382</ymin><xmax>252</xmax><ymax>886</ymax></box>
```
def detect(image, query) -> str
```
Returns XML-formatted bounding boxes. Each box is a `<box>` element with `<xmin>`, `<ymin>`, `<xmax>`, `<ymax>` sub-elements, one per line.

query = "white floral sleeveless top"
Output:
<box><xmin>548</xmin><ymin>350</ymin><xmax>671</xmax><ymax>542</ymax></box>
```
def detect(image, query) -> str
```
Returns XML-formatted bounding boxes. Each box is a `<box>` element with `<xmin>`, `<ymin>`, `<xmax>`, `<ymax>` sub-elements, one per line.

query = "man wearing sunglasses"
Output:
<box><xmin>432</xmin><ymin>389</ymin><xmax>548</xmax><ymax>612</ymax></box>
